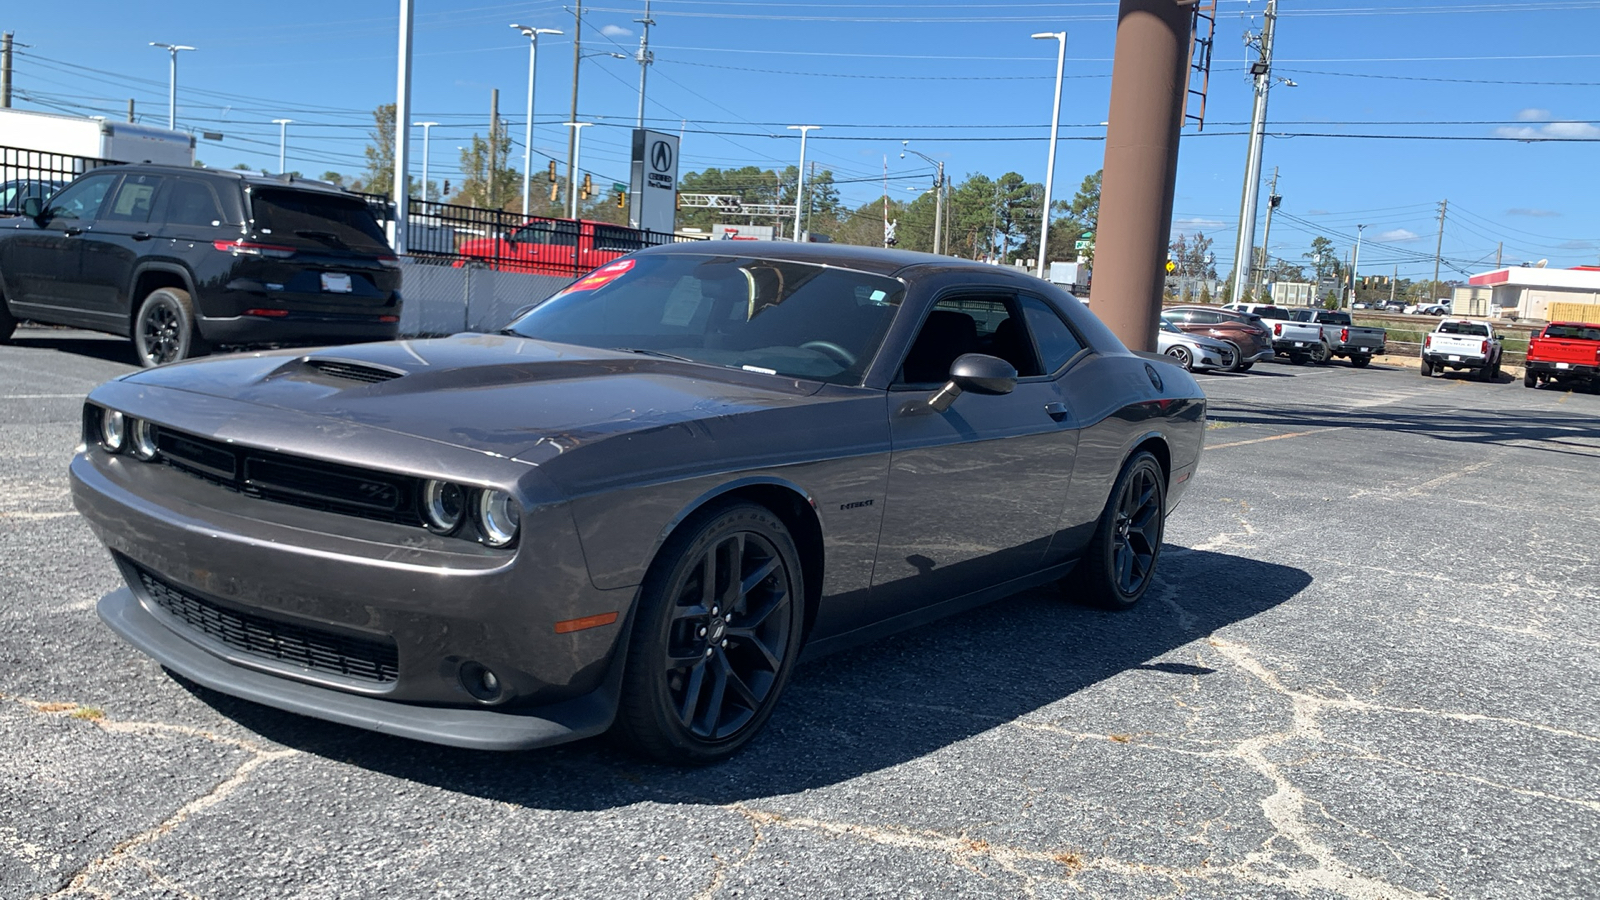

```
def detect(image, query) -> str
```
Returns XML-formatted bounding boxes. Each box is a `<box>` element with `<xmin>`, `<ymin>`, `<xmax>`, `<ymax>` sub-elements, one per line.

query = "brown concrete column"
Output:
<box><xmin>1092</xmin><ymin>0</ymin><xmax>1191</xmax><ymax>352</ymax></box>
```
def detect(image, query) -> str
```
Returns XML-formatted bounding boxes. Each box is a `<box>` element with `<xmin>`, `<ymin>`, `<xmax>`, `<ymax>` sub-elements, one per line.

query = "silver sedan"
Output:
<box><xmin>1158</xmin><ymin>319</ymin><xmax>1236</xmax><ymax>372</ymax></box>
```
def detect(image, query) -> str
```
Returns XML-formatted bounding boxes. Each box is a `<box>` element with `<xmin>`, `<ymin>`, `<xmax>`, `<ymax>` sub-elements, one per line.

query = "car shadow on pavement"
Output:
<box><xmin>173</xmin><ymin>547</ymin><xmax>1310</xmax><ymax>809</ymax></box>
<box><xmin>9</xmin><ymin>331</ymin><xmax>140</xmax><ymax>367</ymax></box>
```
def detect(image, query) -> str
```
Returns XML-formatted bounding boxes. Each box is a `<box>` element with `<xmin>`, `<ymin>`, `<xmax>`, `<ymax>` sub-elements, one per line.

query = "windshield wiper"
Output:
<box><xmin>611</xmin><ymin>347</ymin><xmax>697</xmax><ymax>363</ymax></box>
<box><xmin>295</xmin><ymin>229</ymin><xmax>349</xmax><ymax>249</ymax></box>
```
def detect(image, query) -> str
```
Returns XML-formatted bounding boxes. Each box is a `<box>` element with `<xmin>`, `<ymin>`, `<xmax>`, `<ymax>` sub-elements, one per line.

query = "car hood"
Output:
<box><xmin>117</xmin><ymin>334</ymin><xmax>829</xmax><ymax>463</ymax></box>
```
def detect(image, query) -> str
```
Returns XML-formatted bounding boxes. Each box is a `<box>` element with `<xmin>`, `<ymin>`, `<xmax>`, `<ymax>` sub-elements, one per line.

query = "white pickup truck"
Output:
<box><xmin>1224</xmin><ymin>303</ymin><xmax>1328</xmax><ymax>364</ymax></box>
<box><xmin>1420</xmin><ymin>319</ymin><xmax>1504</xmax><ymax>381</ymax></box>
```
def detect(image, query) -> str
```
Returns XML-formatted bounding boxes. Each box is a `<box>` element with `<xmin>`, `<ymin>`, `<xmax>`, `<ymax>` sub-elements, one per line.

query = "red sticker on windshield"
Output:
<box><xmin>566</xmin><ymin>258</ymin><xmax>636</xmax><ymax>293</ymax></box>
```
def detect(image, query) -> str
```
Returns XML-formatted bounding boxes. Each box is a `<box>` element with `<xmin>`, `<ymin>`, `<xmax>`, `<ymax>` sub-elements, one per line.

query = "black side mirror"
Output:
<box><xmin>20</xmin><ymin>196</ymin><xmax>43</xmax><ymax>220</ymax></box>
<box><xmin>928</xmin><ymin>353</ymin><xmax>1017</xmax><ymax>413</ymax></box>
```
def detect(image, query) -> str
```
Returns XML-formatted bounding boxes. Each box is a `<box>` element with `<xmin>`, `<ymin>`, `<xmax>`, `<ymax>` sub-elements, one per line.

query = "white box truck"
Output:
<box><xmin>0</xmin><ymin>108</ymin><xmax>195</xmax><ymax>168</ymax></box>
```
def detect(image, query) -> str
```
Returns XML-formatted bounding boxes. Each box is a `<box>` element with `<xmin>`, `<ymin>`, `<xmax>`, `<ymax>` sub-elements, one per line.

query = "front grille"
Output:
<box><xmin>302</xmin><ymin>359</ymin><xmax>405</xmax><ymax>385</ymax></box>
<box><xmin>135</xmin><ymin>564</ymin><xmax>399</xmax><ymax>684</ymax></box>
<box><xmin>154</xmin><ymin>427</ymin><xmax>424</xmax><ymax>527</ymax></box>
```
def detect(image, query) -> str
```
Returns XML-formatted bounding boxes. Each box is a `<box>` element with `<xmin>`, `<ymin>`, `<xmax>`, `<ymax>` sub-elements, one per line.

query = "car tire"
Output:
<box><xmin>1308</xmin><ymin>341</ymin><xmax>1331</xmax><ymax>365</ymax></box>
<box><xmin>1524</xmin><ymin>370</ymin><xmax>1537</xmax><ymax>388</ymax></box>
<box><xmin>1164</xmin><ymin>345</ymin><xmax>1193</xmax><ymax>371</ymax></box>
<box><xmin>0</xmin><ymin>298</ymin><xmax>15</xmax><ymax>344</ymax></box>
<box><xmin>133</xmin><ymin>288</ymin><xmax>209</xmax><ymax>368</ymax></box>
<box><xmin>1420</xmin><ymin>359</ymin><xmax>1433</xmax><ymax>377</ymax></box>
<box><xmin>1491</xmin><ymin>360</ymin><xmax>1502</xmax><ymax>380</ymax></box>
<box><xmin>1062</xmin><ymin>451</ymin><xmax>1166</xmax><ymax>611</ymax></box>
<box><xmin>1350</xmin><ymin>354</ymin><xmax>1371</xmax><ymax>368</ymax></box>
<box><xmin>1221</xmin><ymin>341</ymin><xmax>1244</xmax><ymax>372</ymax></box>
<box><xmin>614</xmin><ymin>501</ymin><xmax>805</xmax><ymax>765</ymax></box>
<box><xmin>1289</xmin><ymin>351</ymin><xmax>1309</xmax><ymax>365</ymax></box>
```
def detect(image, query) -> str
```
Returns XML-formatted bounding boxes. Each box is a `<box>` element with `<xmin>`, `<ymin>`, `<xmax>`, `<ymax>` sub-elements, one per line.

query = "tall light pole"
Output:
<box><xmin>564</xmin><ymin>122</ymin><xmax>593</xmax><ymax>219</ymax></box>
<box><xmin>272</xmin><ymin>119</ymin><xmax>292</xmax><ymax>173</ymax></box>
<box><xmin>392</xmin><ymin>0</ymin><xmax>414</xmax><ymax>254</ymax></box>
<box><xmin>1231</xmin><ymin>0</ymin><xmax>1280</xmax><ymax>302</ymax></box>
<box><xmin>635</xmin><ymin>0</ymin><xmax>654</xmax><ymax>129</ymax></box>
<box><xmin>1031</xmin><ymin>31</ymin><xmax>1067</xmax><ymax>278</ymax></box>
<box><xmin>565</xmin><ymin>1</ymin><xmax>583</xmax><ymax>221</ymax></box>
<box><xmin>787</xmin><ymin>125</ymin><xmax>819</xmax><ymax>242</ymax></box>
<box><xmin>901</xmin><ymin>142</ymin><xmax>945</xmax><ymax>255</ymax></box>
<box><xmin>1348</xmin><ymin>223</ymin><xmax>1366</xmax><ymax>308</ymax></box>
<box><xmin>413</xmin><ymin>121</ymin><xmax>438</xmax><ymax>200</ymax></box>
<box><xmin>511</xmin><ymin>24</ymin><xmax>562</xmax><ymax>217</ymax></box>
<box><xmin>148</xmin><ymin>42</ymin><xmax>195</xmax><ymax>130</ymax></box>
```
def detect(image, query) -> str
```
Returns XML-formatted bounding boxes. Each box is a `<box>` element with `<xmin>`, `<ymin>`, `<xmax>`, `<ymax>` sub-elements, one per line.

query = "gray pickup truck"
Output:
<box><xmin>1288</xmin><ymin>309</ymin><xmax>1387</xmax><ymax>368</ymax></box>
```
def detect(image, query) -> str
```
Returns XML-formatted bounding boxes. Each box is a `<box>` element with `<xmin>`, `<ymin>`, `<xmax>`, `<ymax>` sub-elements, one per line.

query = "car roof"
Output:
<box><xmin>633</xmin><ymin>239</ymin><xmax>1048</xmax><ymax>280</ymax></box>
<box><xmin>86</xmin><ymin>163</ymin><xmax>350</xmax><ymax>196</ymax></box>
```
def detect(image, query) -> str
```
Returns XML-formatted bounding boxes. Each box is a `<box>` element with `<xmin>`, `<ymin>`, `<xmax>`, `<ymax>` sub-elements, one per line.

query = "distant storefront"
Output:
<box><xmin>1464</xmin><ymin>266</ymin><xmax>1600</xmax><ymax>322</ymax></box>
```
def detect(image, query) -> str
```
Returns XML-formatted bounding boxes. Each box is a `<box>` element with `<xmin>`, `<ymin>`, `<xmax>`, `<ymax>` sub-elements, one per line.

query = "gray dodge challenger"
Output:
<box><xmin>71</xmin><ymin>242</ymin><xmax>1205</xmax><ymax>764</ymax></box>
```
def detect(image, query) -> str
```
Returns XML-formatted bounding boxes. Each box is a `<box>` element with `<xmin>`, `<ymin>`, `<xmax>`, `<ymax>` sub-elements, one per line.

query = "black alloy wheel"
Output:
<box><xmin>616</xmin><ymin>502</ymin><xmax>804</xmax><ymax>764</ymax></box>
<box><xmin>1164</xmin><ymin>345</ymin><xmax>1193</xmax><ymax>371</ymax></box>
<box><xmin>133</xmin><ymin>288</ymin><xmax>208</xmax><ymax>368</ymax></box>
<box><xmin>1063</xmin><ymin>451</ymin><xmax>1166</xmax><ymax>610</ymax></box>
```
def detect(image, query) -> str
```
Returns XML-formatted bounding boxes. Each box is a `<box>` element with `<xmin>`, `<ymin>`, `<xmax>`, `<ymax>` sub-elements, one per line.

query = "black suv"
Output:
<box><xmin>0</xmin><ymin>165</ymin><xmax>401</xmax><ymax>366</ymax></box>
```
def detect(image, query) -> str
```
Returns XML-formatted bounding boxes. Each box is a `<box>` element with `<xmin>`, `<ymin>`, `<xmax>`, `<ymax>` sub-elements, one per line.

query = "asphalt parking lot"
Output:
<box><xmin>3</xmin><ymin>326</ymin><xmax>1597</xmax><ymax>899</ymax></box>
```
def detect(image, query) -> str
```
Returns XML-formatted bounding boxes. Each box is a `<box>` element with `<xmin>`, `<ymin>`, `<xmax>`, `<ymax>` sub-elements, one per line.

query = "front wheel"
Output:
<box><xmin>1221</xmin><ymin>341</ymin><xmax>1244</xmax><ymax>373</ymax></box>
<box><xmin>615</xmin><ymin>502</ymin><xmax>805</xmax><ymax>764</ymax></box>
<box><xmin>1164</xmin><ymin>345</ymin><xmax>1193</xmax><ymax>371</ymax></box>
<box><xmin>133</xmin><ymin>288</ymin><xmax>208</xmax><ymax>368</ymax></box>
<box><xmin>1061</xmin><ymin>451</ymin><xmax>1166</xmax><ymax>611</ymax></box>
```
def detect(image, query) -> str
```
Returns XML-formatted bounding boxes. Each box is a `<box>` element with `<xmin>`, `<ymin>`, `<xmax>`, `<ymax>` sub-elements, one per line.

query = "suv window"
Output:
<box><xmin>103</xmin><ymin>174</ymin><xmax>163</xmax><ymax>223</ymax></box>
<box><xmin>251</xmin><ymin>189</ymin><xmax>390</xmax><ymax>253</ymax></box>
<box><xmin>44</xmin><ymin>173</ymin><xmax>118</xmax><ymax>221</ymax></box>
<box><xmin>1020</xmin><ymin>295</ymin><xmax>1085</xmax><ymax>373</ymax></box>
<box><xmin>163</xmin><ymin>178</ymin><xmax>226</xmax><ymax>227</ymax></box>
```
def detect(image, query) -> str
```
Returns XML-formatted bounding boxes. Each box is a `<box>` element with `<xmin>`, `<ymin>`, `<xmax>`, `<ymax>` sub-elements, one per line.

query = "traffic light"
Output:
<box><xmin>581</xmin><ymin>173</ymin><xmax>592</xmax><ymax>199</ymax></box>
<box><xmin>548</xmin><ymin>182</ymin><xmax>558</xmax><ymax>202</ymax></box>
<box><xmin>615</xmin><ymin>189</ymin><xmax>626</xmax><ymax>209</ymax></box>
<box><xmin>546</xmin><ymin>160</ymin><xmax>557</xmax><ymax>183</ymax></box>
<box><xmin>674</xmin><ymin>193</ymin><xmax>682</xmax><ymax>210</ymax></box>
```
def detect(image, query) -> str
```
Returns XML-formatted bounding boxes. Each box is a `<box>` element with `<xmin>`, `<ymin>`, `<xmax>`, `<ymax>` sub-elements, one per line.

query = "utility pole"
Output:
<box><xmin>1495</xmin><ymin>241</ymin><xmax>1502</xmax><ymax>269</ymax></box>
<box><xmin>1</xmin><ymin>33</ymin><xmax>13</xmax><ymax>109</ymax></box>
<box><xmin>1349</xmin><ymin>224</ymin><xmax>1365</xmax><ymax>309</ymax></box>
<box><xmin>489</xmin><ymin>88</ymin><xmax>500</xmax><ymax>208</ymax></box>
<box><xmin>901</xmin><ymin>142</ymin><xmax>945</xmax><ymax>256</ymax></box>
<box><xmin>127</xmin><ymin>99</ymin><xmax>135</xmax><ymax>123</ymax></box>
<box><xmin>392</xmin><ymin>1</ymin><xmax>414</xmax><ymax>255</ymax></box>
<box><xmin>1390</xmin><ymin>264</ymin><xmax>1397</xmax><ymax>307</ymax></box>
<box><xmin>1254</xmin><ymin>166</ymin><xmax>1280</xmax><ymax>300</ymax></box>
<box><xmin>1432</xmin><ymin>199</ymin><xmax>1449</xmax><ymax>299</ymax></box>
<box><xmin>635</xmin><ymin>0</ymin><xmax>654</xmax><ymax>129</ymax></box>
<box><xmin>566</xmin><ymin>0</ymin><xmax>583</xmax><ymax>219</ymax></box>
<box><xmin>272</xmin><ymin>118</ymin><xmax>292</xmax><ymax>173</ymax></box>
<box><xmin>1230</xmin><ymin>0</ymin><xmax>1278</xmax><ymax>304</ymax></box>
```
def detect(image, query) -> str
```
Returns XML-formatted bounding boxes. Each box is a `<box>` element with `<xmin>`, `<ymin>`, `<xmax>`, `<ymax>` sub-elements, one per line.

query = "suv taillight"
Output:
<box><xmin>1340</xmin><ymin>327</ymin><xmax>1349</xmax><ymax>343</ymax></box>
<box><xmin>377</xmin><ymin>255</ymin><xmax>400</xmax><ymax>268</ymax></box>
<box><xmin>214</xmin><ymin>240</ymin><xmax>296</xmax><ymax>258</ymax></box>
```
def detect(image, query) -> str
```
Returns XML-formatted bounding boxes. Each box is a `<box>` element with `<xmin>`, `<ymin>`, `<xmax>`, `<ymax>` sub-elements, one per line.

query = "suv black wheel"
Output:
<box><xmin>1062</xmin><ymin>451</ymin><xmax>1166</xmax><ymax>610</ymax></box>
<box><xmin>133</xmin><ymin>288</ymin><xmax>208</xmax><ymax>367</ymax></box>
<box><xmin>615</xmin><ymin>502</ymin><xmax>804</xmax><ymax>764</ymax></box>
<box><xmin>0</xmin><ymin>298</ymin><xmax>15</xmax><ymax>344</ymax></box>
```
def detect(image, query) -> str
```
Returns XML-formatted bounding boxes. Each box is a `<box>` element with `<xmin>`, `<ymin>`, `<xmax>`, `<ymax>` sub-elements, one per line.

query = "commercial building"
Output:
<box><xmin>1461</xmin><ymin>265</ymin><xmax>1600</xmax><ymax>322</ymax></box>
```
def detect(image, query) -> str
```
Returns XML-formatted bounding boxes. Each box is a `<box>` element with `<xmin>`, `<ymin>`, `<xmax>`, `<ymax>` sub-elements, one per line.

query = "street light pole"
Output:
<box><xmin>392</xmin><ymin>0</ymin><xmax>414</xmax><ymax>255</ymax></box>
<box><xmin>271</xmin><ymin>119</ymin><xmax>292</xmax><ymax>173</ymax></box>
<box><xmin>565</xmin><ymin>1</ymin><xmax>583</xmax><ymax>220</ymax></box>
<box><xmin>564</xmin><ymin>122</ymin><xmax>593</xmax><ymax>219</ymax></box>
<box><xmin>1031</xmin><ymin>31</ymin><xmax>1067</xmax><ymax>278</ymax></box>
<box><xmin>1230</xmin><ymin>0</ymin><xmax>1279</xmax><ymax>303</ymax></box>
<box><xmin>1349</xmin><ymin>224</ymin><xmax>1366</xmax><ymax>309</ymax></box>
<box><xmin>787</xmin><ymin>125</ymin><xmax>819</xmax><ymax>242</ymax></box>
<box><xmin>901</xmin><ymin>143</ymin><xmax>945</xmax><ymax>255</ymax></box>
<box><xmin>413</xmin><ymin>121</ymin><xmax>438</xmax><ymax>200</ymax></box>
<box><xmin>148</xmin><ymin>42</ymin><xmax>196</xmax><ymax>130</ymax></box>
<box><xmin>511</xmin><ymin>24</ymin><xmax>562</xmax><ymax>217</ymax></box>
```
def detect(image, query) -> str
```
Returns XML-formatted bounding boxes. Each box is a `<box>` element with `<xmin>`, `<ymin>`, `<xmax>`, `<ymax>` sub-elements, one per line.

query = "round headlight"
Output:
<box><xmin>131</xmin><ymin>419</ymin><xmax>160</xmax><ymax>461</ymax></box>
<box><xmin>420</xmin><ymin>480</ymin><xmax>466</xmax><ymax>535</ymax></box>
<box><xmin>99</xmin><ymin>409</ymin><xmax>126</xmax><ymax>453</ymax></box>
<box><xmin>476</xmin><ymin>489</ymin><xmax>521</xmax><ymax>548</ymax></box>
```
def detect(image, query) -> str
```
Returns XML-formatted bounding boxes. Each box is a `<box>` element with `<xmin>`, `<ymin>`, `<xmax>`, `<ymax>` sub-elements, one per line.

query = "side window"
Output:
<box><xmin>44</xmin><ymin>173</ymin><xmax>118</xmax><ymax>221</ymax></box>
<box><xmin>1190</xmin><ymin>310</ymin><xmax>1221</xmax><ymax>325</ymax></box>
<box><xmin>1020</xmin><ymin>296</ymin><xmax>1086</xmax><ymax>373</ymax></box>
<box><xmin>900</xmin><ymin>295</ymin><xmax>1040</xmax><ymax>384</ymax></box>
<box><xmin>102</xmin><ymin>174</ymin><xmax>163</xmax><ymax>223</ymax></box>
<box><xmin>162</xmin><ymin>179</ymin><xmax>225</xmax><ymax>227</ymax></box>
<box><xmin>593</xmin><ymin>225</ymin><xmax>638</xmax><ymax>252</ymax></box>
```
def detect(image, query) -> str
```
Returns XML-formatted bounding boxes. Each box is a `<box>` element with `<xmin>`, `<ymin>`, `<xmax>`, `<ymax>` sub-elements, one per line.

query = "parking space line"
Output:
<box><xmin>1</xmin><ymin>394</ymin><xmax>86</xmax><ymax>400</ymax></box>
<box><xmin>1207</xmin><ymin>426</ymin><xmax>1348</xmax><ymax>450</ymax></box>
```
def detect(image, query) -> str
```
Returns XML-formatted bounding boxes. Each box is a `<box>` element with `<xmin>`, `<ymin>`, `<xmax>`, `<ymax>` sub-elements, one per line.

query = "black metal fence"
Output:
<box><xmin>0</xmin><ymin>145</ymin><xmax>120</xmax><ymax>214</ymax></box>
<box><xmin>357</xmin><ymin>193</ymin><xmax>704</xmax><ymax>278</ymax></box>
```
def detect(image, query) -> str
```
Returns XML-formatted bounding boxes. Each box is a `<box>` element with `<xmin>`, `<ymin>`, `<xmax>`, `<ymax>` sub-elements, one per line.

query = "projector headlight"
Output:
<box><xmin>99</xmin><ymin>409</ymin><xmax>127</xmax><ymax>453</ymax></box>
<box><xmin>420</xmin><ymin>479</ymin><xmax>466</xmax><ymax>535</ymax></box>
<box><xmin>131</xmin><ymin>418</ymin><xmax>160</xmax><ymax>461</ymax></box>
<box><xmin>476</xmin><ymin>489</ymin><xmax>521</xmax><ymax>548</ymax></box>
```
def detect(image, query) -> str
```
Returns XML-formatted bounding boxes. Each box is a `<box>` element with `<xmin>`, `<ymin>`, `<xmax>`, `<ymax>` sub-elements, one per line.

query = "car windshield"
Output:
<box><xmin>250</xmin><ymin>189</ymin><xmax>392</xmax><ymax>253</ymax></box>
<box><xmin>1252</xmin><ymin>307</ymin><xmax>1288</xmax><ymax>320</ymax></box>
<box><xmin>1438</xmin><ymin>322</ymin><xmax>1488</xmax><ymax>337</ymax></box>
<box><xmin>504</xmin><ymin>253</ymin><xmax>906</xmax><ymax>385</ymax></box>
<box><xmin>1160</xmin><ymin>320</ymin><xmax>1182</xmax><ymax>333</ymax></box>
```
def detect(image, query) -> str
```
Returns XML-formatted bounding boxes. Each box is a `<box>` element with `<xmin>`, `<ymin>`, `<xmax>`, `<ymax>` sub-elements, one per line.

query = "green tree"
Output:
<box><xmin>1305</xmin><ymin>236</ymin><xmax>1340</xmax><ymax>283</ymax></box>
<box><xmin>362</xmin><ymin>104</ymin><xmax>397</xmax><ymax>197</ymax></box>
<box><xmin>453</xmin><ymin>122</ymin><xmax>523</xmax><ymax>211</ymax></box>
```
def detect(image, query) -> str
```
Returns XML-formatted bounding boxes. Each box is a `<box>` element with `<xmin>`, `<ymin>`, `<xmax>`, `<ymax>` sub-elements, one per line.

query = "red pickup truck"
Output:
<box><xmin>453</xmin><ymin>218</ymin><xmax>645</xmax><ymax>276</ymax></box>
<box><xmin>1524</xmin><ymin>321</ymin><xmax>1600</xmax><ymax>390</ymax></box>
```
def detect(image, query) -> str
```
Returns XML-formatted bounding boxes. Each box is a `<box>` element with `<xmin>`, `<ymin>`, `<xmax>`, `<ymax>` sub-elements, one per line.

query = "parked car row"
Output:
<box><xmin>1155</xmin><ymin>303</ymin><xmax>1389</xmax><ymax>374</ymax></box>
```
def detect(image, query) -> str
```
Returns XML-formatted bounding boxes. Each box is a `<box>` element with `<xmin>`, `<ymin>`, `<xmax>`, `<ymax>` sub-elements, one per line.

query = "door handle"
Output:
<box><xmin>131</xmin><ymin>232</ymin><xmax>153</xmax><ymax>241</ymax></box>
<box><xmin>1044</xmin><ymin>401</ymin><xmax>1070</xmax><ymax>420</ymax></box>
<box><xmin>63</xmin><ymin>227</ymin><xmax>85</xmax><ymax>237</ymax></box>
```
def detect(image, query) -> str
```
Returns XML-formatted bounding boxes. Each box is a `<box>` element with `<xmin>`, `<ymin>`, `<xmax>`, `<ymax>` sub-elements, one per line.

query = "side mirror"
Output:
<box><xmin>927</xmin><ymin>353</ymin><xmax>1018</xmax><ymax>413</ymax></box>
<box><xmin>20</xmin><ymin>196</ymin><xmax>43</xmax><ymax>220</ymax></box>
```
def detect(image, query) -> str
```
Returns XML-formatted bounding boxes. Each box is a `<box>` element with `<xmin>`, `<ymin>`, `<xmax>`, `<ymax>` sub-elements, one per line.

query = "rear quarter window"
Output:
<box><xmin>250</xmin><ymin>189</ymin><xmax>391</xmax><ymax>253</ymax></box>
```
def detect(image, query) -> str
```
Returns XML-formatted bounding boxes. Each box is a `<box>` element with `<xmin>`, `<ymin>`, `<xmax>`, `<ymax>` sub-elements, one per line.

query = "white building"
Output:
<box><xmin>1463</xmin><ymin>266</ymin><xmax>1600</xmax><ymax>321</ymax></box>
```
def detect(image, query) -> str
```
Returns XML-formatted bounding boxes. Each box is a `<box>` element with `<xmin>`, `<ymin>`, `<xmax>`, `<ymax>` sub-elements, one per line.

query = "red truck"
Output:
<box><xmin>1524</xmin><ymin>321</ymin><xmax>1600</xmax><ymax>390</ymax></box>
<box><xmin>453</xmin><ymin>218</ymin><xmax>648</xmax><ymax>276</ymax></box>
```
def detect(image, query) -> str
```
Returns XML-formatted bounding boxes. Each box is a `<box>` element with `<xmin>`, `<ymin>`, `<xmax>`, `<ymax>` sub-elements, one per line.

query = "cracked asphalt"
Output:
<box><xmin>2</xmin><ymin>326</ymin><xmax>1597</xmax><ymax>899</ymax></box>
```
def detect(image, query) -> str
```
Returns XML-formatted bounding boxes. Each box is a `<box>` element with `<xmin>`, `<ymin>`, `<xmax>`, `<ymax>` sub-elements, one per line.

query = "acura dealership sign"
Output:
<box><xmin>629</xmin><ymin>129</ymin><xmax>680</xmax><ymax>234</ymax></box>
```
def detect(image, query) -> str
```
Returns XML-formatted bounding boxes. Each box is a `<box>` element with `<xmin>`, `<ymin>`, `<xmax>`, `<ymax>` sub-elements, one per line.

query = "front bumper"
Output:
<box><xmin>98</xmin><ymin>588</ymin><xmax>616</xmax><ymax>751</ymax></box>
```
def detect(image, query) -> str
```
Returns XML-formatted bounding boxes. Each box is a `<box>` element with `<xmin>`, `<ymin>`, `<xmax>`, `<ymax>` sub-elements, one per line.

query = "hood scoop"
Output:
<box><xmin>298</xmin><ymin>357</ymin><xmax>408</xmax><ymax>385</ymax></box>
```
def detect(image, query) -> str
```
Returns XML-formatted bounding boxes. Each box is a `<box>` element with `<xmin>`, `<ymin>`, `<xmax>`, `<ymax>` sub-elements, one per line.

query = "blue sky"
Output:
<box><xmin>5</xmin><ymin>0</ymin><xmax>1599</xmax><ymax>281</ymax></box>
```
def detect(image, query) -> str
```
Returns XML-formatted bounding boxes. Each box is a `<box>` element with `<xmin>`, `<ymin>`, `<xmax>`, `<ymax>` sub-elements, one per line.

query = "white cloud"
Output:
<box><xmin>1542</xmin><ymin>121</ymin><xmax>1600</xmax><ymax>138</ymax></box>
<box><xmin>1374</xmin><ymin>229</ymin><xmax>1421</xmax><ymax>243</ymax></box>
<box><xmin>1496</xmin><ymin>114</ymin><xmax>1600</xmax><ymax>140</ymax></box>
<box><xmin>1172</xmin><ymin>217</ymin><xmax>1224</xmax><ymax>234</ymax></box>
<box><xmin>1507</xmin><ymin>208</ymin><xmax>1561</xmax><ymax>218</ymax></box>
<box><xmin>601</xmin><ymin>24</ymin><xmax>633</xmax><ymax>37</ymax></box>
<box><xmin>1516</xmin><ymin>108</ymin><xmax>1552</xmax><ymax>122</ymax></box>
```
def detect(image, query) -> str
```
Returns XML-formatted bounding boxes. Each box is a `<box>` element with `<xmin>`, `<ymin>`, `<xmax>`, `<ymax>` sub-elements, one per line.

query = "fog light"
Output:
<box><xmin>476</xmin><ymin>489</ymin><xmax>520</xmax><ymax>548</ymax></box>
<box><xmin>131</xmin><ymin>419</ymin><xmax>160</xmax><ymax>460</ymax></box>
<box><xmin>459</xmin><ymin>662</ymin><xmax>503</xmax><ymax>702</ymax></box>
<box><xmin>420</xmin><ymin>480</ymin><xmax>465</xmax><ymax>535</ymax></box>
<box><xmin>100</xmin><ymin>409</ymin><xmax>127</xmax><ymax>453</ymax></box>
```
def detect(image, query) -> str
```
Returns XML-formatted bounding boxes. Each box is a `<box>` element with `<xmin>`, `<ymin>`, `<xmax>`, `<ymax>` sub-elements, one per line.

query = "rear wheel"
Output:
<box><xmin>1289</xmin><ymin>351</ymin><xmax>1309</xmax><ymax>365</ymax></box>
<box><xmin>133</xmin><ymin>288</ymin><xmax>208</xmax><ymax>368</ymax></box>
<box><xmin>1420</xmin><ymin>358</ymin><xmax>1434</xmax><ymax>377</ymax></box>
<box><xmin>615</xmin><ymin>502</ymin><xmax>805</xmax><ymax>764</ymax></box>
<box><xmin>1524</xmin><ymin>370</ymin><xmax>1537</xmax><ymax>388</ymax></box>
<box><xmin>1061</xmin><ymin>451</ymin><xmax>1166</xmax><ymax>611</ymax></box>
<box><xmin>1349</xmin><ymin>354</ymin><xmax>1371</xmax><ymax>368</ymax></box>
<box><xmin>1308</xmin><ymin>341</ymin><xmax>1331</xmax><ymax>365</ymax></box>
<box><xmin>1164</xmin><ymin>345</ymin><xmax>1193</xmax><ymax>371</ymax></box>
